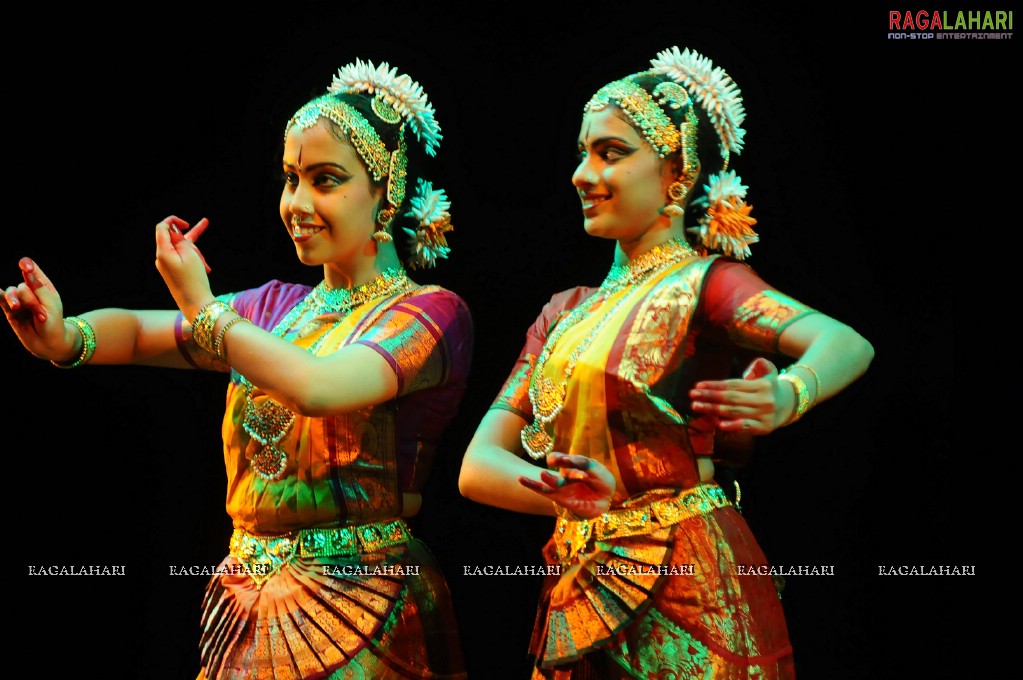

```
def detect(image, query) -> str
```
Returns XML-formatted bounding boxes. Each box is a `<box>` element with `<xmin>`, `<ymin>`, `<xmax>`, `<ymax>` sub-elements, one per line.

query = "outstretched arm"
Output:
<box><xmin>3</xmin><ymin>257</ymin><xmax>194</xmax><ymax>369</ymax></box>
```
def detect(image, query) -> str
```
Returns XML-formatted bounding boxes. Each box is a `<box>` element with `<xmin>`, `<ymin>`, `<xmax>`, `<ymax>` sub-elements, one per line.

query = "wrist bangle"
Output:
<box><xmin>191</xmin><ymin>300</ymin><xmax>234</xmax><ymax>355</ymax></box>
<box><xmin>789</xmin><ymin>363</ymin><xmax>822</xmax><ymax>406</ymax></box>
<box><xmin>214</xmin><ymin>315</ymin><xmax>251</xmax><ymax>362</ymax></box>
<box><xmin>51</xmin><ymin>316</ymin><xmax>96</xmax><ymax>369</ymax></box>
<box><xmin>778</xmin><ymin>371</ymin><xmax>810</xmax><ymax>424</ymax></box>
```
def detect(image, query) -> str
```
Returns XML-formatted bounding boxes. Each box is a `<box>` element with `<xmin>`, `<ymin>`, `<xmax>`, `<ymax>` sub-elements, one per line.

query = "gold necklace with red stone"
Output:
<box><xmin>520</xmin><ymin>238</ymin><xmax>698</xmax><ymax>460</ymax></box>
<box><xmin>241</xmin><ymin>268</ymin><xmax>411</xmax><ymax>480</ymax></box>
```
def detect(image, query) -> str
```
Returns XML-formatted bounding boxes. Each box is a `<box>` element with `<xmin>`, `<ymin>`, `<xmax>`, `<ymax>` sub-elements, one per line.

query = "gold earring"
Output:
<box><xmin>376</xmin><ymin>206</ymin><xmax>395</xmax><ymax>227</ymax></box>
<box><xmin>664</xmin><ymin>180</ymin><xmax>688</xmax><ymax>218</ymax></box>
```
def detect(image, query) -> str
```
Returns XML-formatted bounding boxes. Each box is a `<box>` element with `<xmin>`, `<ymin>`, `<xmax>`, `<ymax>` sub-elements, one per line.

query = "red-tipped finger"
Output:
<box><xmin>163</xmin><ymin>215</ymin><xmax>190</xmax><ymax>230</ymax></box>
<box><xmin>548</xmin><ymin>453</ymin><xmax>589</xmax><ymax>470</ymax></box>
<box><xmin>539</xmin><ymin>470</ymin><xmax>566</xmax><ymax>488</ymax></box>
<box><xmin>3</xmin><ymin>286</ymin><xmax>19</xmax><ymax>311</ymax></box>
<box><xmin>518</xmin><ymin>477</ymin><xmax>553</xmax><ymax>495</ymax></box>
<box><xmin>184</xmin><ymin>217</ymin><xmax>210</xmax><ymax>243</ymax></box>
<box><xmin>19</xmin><ymin>258</ymin><xmax>52</xmax><ymax>291</ymax></box>
<box><xmin>742</xmin><ymin>357</ymin><xmax>777</xmax><ymax>380</ymax></box>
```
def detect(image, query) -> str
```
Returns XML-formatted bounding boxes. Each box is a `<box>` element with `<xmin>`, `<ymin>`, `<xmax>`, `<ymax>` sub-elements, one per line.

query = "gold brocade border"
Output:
<box><xmin>229</xmin><ymin>518</ymin><xmax>412</xmax><ymax>588</ymax></box>
<box><xmin>727</xmin><ymin>290</ymin><xmax>817</xmax><ymax>353</ymax></box>
<box><xmin>555</xmin><ymin>485</ymin><xmax>731</xmax><ymax>564</ymax></box>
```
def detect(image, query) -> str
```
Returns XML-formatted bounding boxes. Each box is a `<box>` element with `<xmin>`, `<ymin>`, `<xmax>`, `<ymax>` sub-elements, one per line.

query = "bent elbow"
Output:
<box><xmin>457</xmin><ymin>465</ymin><xmax>478</xmax><ymax>500</ymax></box>
<box><xmin>852</xmin><ymin>331</ymin><xmax>876</xmax><ymax>373</ymax></box>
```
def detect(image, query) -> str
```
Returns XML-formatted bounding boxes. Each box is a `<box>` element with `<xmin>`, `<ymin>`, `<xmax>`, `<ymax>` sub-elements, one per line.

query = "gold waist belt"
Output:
<box><xmin>555</xmin><ymin>484</ymin><xmax>732</xmax><ymax>563</ymax></box>
<box><xmin>229</xmin><ymin>518</ymin><xmax>412</xmax><ymax>588</ymax></box>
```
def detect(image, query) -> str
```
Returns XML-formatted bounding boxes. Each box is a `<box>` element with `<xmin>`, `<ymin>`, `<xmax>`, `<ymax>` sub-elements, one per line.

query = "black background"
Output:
<box><xmin>6</xmin><ymin>3</ymin><xmax>990</xmax><ymax>678</ymax></box>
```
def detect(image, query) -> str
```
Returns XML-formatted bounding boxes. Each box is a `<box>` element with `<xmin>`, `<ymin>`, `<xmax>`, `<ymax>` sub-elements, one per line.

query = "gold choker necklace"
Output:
<box><xmin>521</xmin><ymin>238</ymin><xmax>697</xmax><ymax>459</ymax></box>
<box><xmin>242</xmin><ymin>267</ymin><xmax>413</xmax><ymax>480</ymax></box>
<box><xmin>306</xmin><ymin>268</ymin><xmax>411</xmax><ymax>316</ymax></box>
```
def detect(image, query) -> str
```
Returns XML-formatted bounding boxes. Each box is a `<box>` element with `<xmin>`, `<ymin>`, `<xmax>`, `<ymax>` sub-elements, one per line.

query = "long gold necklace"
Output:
<box><xmin>520</xmin><ymin>238</ymin><xmax>698</xmax><ymax>460</ymax></box>
<box><xmin>241</xmin><ymin>267</ymin><xmax>412</xmax><ymax>480</ymax></box>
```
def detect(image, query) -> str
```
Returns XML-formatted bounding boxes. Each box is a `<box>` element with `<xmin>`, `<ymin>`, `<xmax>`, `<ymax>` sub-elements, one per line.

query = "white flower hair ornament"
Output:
<box><xmin>403</xmin><ymin>179</ymin><xmax>453</xmax><ymax>269</ymax></box>
<box><xmin>330</xmin><ymin>59</ymin><xmax>443</xmax><ymax>157</ymax></box>
<box><xmin>687</xmin><ymin>170</ymin><xmax>759</xmax><ymax>260</ymax></box>
<box><xmin>649</xmin><ymin>46</ymin><xmax>746</xmax><ymax>166</ymax></box>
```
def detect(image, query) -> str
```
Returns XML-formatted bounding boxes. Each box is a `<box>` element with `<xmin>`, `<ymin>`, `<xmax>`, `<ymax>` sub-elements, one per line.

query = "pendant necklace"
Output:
<box><xmin>521</xmin><ymin>238</ymin><xmax>697</xmax><ymax>460</ymax></box>
<box><xmin>240</xmin><ymin>267</ymin><xmax>412</xmax><ymax>479</ymax></box>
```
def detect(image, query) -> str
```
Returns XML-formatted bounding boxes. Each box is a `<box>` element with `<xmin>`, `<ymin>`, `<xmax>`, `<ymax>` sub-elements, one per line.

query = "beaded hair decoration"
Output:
<box><xmin>648</xmin><ymin>46</ymin><xmax>757</xmax><ymax>259</ymax></box>
<box><xmin>285</xmin><ymin>59</ymin><xmax>454</xmax><ymax>268</ymax></box>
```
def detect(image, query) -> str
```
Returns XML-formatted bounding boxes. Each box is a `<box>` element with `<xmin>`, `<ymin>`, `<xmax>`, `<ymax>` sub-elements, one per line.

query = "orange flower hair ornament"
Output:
<box><xmin>688</xmin><ymin>171</ymin><xmax>759</xmax><ymax>260</ymax></box>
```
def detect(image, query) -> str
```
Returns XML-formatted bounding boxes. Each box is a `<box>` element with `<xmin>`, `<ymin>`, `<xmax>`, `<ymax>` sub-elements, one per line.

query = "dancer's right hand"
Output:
<box><xmin>518</xmin><ymin>453</ymin><xmax>616</xmax><ymax>520</ymax></box>
<box><xmin>1</xmin><ymin>258</ymin><xmax>75</xmax><ymax>361</ymax></box>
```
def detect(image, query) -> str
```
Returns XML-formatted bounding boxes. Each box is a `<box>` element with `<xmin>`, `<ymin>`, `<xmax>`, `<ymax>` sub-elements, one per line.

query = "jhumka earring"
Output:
<box><xmin>373</xmin><ymin>207</ymin><xmax>395</xmax><ymax>242</ymax></box>
<box><xmin>663</xmin><ymin>180</ymin><xmax>689</xmax><ymax>217</ymax></box>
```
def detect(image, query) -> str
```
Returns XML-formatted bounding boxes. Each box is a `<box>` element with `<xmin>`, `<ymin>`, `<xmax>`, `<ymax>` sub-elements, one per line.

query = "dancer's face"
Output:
<box><xmin>572</xmin><ymin>106</ymin><xmax>676</xmax><ymax>245</ymax></box>
<box><xmin>280</xmin><ymin>119</ymin><xmax>383</xmax><ymax>269</ymax></box>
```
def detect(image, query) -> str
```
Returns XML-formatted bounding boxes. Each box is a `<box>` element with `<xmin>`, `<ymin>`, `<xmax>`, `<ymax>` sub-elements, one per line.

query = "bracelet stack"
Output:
<box><xmin>214</xmin><ymin>315</ymin><xmax>251</xmax><ymax>362</ymax></box>
<box><xmin>788</xmin><ymin>363</ymin><xmax>822</xmax><ymax>405</ymax></box>
<box><xmin>191</xmin><ymin>300</ymin><xmax>235</xmax><ymax>356</ymax></box>
<box><xmin>778</xmin><ymin>370</ymin><xmax>810</xmax><ymax>424</ymax></box>
<box><xmin>51</xmin><ymin>316</ymin><xmax>97</xmax><ymax>369</ymax></box>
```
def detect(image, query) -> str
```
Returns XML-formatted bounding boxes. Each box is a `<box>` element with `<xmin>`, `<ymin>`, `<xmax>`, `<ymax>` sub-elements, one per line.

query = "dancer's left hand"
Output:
<box><xmin>154</xmin><ymin>215</ymin><xmax>214</xmax><ymax>319</ymax></box>
<box><xmin>689</xmin><ymin>357</ymin><xmax>795</xmax><ymax>434</ymax></box>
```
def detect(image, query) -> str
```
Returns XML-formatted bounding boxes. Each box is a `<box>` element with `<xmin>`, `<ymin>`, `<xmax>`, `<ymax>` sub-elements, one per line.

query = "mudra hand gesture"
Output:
<box><xmin>154</xmin><ymin>215</ymin><xmax>213</xmax><ymax>319</ymax></box>
<box><xmin>690</xmin><ymin>357</ymin><xmax>796</xmax><ymax>435</ymax></box>
<box><xmin>2</xmin><ymin>258</ymin><xmax>73</xmax><ymax>362</ymax></box>
<box><xmin>518</xmin><ymin>453</ymin><xmax>616</xmax><ymax>520</ymax></box>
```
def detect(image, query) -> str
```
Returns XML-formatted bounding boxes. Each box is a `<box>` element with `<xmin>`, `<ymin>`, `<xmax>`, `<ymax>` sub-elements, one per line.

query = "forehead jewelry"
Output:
<box><xmin>287</xmin><ymin>96</ymin><xmax>391</xmax><ymax>182</ymax></box>
<box><xmin>584</xmin><ymin>78</ymin><xmax>681</xmax><ymax>158</ymax></box>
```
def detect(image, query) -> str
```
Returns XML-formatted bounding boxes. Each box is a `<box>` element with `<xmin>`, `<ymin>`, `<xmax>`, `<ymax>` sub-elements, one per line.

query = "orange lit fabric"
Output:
<box><xmin>493</xmin><ymin>257</ymin><xmax>812</xmax><ymax>678</ymax></box>
<box><xmin>179</xmin><ymin>280</ymin><xmax>471</xmax><ymax>680</ymax></box>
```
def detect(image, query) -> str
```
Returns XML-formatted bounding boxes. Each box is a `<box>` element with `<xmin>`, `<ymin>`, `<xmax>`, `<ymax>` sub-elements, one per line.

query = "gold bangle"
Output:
<box><xmin>51</xmin><ymin>316</ymin><xmax>97</xmax><ymax>369</ymax></box>
<box><xmin>191</xmin><ymin>300</ymin><xmax>234</xmax><ymax>355</ymax></box>
<box><xmin>214</xmin><ymin>315</ymin><xmax>251</xmax><ymax>362</ymax></box>
<box><xmin>778</xmin><ymin>371</ymin><xmax>810</xmax><ymax>424</ymax></box>
<box><xmin>789</xmin><ymin>363</ymin><xmax>822</xmax><ymax>406</ymax></box>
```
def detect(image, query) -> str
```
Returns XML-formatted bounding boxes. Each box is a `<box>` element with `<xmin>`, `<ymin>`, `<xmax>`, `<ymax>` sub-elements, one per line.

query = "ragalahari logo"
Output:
<box><xmin>888</xmin><ymin>9</ymin><xmax>1013</xmax><ymax>40</ymax></box>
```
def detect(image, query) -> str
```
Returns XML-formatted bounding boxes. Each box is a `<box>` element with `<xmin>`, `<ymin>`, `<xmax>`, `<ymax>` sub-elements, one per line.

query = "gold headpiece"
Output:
<box><xmin>286</xmin><ymin>96</ymin><xmax>392</xmax><ymax>182</ymax></box>
<box><xmin>585</xmin><ymin>78</ymin><xmax>679</xmax><ymax>158</ymax></box>
<box><xmin>583</xmin><ymin>74</ymin><xmax>700</xmax><ymax>168</ymax></box>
